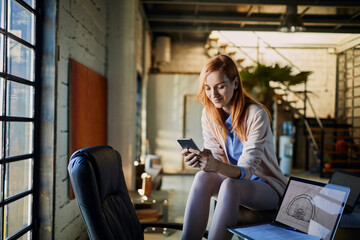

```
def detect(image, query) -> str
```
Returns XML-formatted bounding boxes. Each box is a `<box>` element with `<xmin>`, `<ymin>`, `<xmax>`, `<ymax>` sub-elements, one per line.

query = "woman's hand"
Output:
<box><xmin>183</xmin><ymin>148</ymin><xmax>219</xmax><ymax>172</ymax></box>
<box><xmin>181</xmin><ymin>148</ymin><xmax>242</xmax><ymax>178</ymax></box>
<box><xmin>181</xmin><ymin>148</ymin><xmax>201</xmax><ymax>168</ymax></box>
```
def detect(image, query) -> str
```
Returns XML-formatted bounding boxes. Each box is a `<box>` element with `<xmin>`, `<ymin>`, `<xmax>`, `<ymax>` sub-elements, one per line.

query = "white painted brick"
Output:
<box><xmin>55</xmin><ymin>177</ymin><xmax>70</xmax><ymax>212</ymax></box>
<box><xmin>55</xmin><ymin>201</ymin><xmax>86</xmax><ymax>240</ymax></box>
<box><xmin>56</xmin><ymin>0</ymin><xmax>107</xmax><ymax>239</ymax></box>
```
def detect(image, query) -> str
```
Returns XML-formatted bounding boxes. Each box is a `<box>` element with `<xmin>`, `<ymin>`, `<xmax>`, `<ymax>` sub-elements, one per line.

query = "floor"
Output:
<box><xmin>143</xmin><ymin>174</ymin><xmax>194</xmax><ymax>240</ymax></box>
<box><xmin>143</xmin><ymin>169</ymin><xmax>330</xmax><ymax>240</ymax></box>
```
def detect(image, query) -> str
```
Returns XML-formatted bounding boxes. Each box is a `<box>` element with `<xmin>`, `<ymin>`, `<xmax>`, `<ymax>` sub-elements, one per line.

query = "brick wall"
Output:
<box><xmin>159</xmin><ymin>42</ymin><xmax>209</xmax><ymax>73</ymax></box>
<box><xmin>55</xmin><ymin>0</ymin><xmax>107</xmax><ymax>239</ymax></box>
<box><xmin>156</xmin><ymin>42</ymin><xmax>336</xmax><ymax>118</ymax></box>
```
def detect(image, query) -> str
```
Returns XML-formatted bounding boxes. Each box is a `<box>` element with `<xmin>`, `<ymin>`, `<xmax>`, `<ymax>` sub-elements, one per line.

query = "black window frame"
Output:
<box><xmin>0</xmin><ymin>0</ymin><xmax>42</xmax><ymax>239</ymax></box>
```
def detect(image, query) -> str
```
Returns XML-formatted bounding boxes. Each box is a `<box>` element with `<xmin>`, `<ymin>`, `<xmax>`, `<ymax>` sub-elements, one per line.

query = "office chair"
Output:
<box><xmin>68</xmin><ymin>145</ymin><xmax>188</xmax><ymax>240</ymax></box>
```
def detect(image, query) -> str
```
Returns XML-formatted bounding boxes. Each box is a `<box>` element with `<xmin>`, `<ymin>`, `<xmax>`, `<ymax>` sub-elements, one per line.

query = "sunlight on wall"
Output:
<box><xmin>207</xmin><ymin>31</ymin><xmax>358</xmax><ymax>118</ymax></box>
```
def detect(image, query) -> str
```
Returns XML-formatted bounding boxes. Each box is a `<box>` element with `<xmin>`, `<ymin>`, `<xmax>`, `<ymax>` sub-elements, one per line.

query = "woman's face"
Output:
<box><xmin>204</xmin><ymin>71</ymin><xmax>238</xmax><ymax>114</ymax></box>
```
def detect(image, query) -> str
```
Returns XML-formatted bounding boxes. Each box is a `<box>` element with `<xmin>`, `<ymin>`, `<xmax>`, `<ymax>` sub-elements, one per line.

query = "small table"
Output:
<box><xmin>129</xmin><ymin>190</ymin><xmax>169</xmax><ymax>233</ymax></box>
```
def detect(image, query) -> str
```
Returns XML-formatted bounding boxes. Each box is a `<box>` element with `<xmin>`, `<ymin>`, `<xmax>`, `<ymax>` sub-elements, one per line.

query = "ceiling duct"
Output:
<box><xmin>155</xmin><ymin>36</ymin><xmax>171</xmax><ymax>64</ymax></box>
<box><xmin>279</xmin><ymin>5</ymin><xmax>305</xmax><ymax>32</ymax></box>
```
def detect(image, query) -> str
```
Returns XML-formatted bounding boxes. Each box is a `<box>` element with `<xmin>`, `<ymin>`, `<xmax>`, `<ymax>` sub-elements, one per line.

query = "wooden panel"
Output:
<box><xmin>69</xmin><ymin>59</ymin><xmax>107</xmax><ymax>199</ymax></box>
<box><xmin>70</xmin><ymin>59</ymin><xmax>107</xmax><ymax>155</ymax></box>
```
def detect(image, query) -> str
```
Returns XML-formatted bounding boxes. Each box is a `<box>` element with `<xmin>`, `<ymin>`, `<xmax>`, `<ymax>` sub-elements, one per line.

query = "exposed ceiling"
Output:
<box><xmin>140</xmin><ymin>0</ymin><xmax>360</xmax><ymax>42</ymax></box>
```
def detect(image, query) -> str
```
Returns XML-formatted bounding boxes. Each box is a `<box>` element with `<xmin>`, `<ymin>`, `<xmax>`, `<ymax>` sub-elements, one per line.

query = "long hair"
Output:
<box><xmin>197</xmin><ymin>55</ymin><xmax>271</xmax><ymax>141</ymax></box>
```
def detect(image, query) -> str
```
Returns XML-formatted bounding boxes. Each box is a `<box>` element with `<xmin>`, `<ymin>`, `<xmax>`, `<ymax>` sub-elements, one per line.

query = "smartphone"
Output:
<box><xmin>177</xmin><ymin>138</ymin><xmax>200</xmax><ymax>151</ymax></box>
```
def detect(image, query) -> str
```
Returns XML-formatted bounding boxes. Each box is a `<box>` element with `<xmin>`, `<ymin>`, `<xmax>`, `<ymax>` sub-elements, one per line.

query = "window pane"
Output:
<box><xmin>8</xmin><ymin>38</ymin><xmax>34</xmax><ymax>81</ymax></box>
<box><xmin>0</xmin><ymin>206</ymin><xmax>2</xmax><ymax>238</ymax></box>
<box><xmin>7</xmin><ymin>81</ymin><xmax>34</xmax><ymax>118</ymax></box>
<box><xmin>23</xmin><ymin>0</ymin><xmax>35</xmax><ymax>9</ymax></box>
<box><xmin>0</xmin><ymin>164</ymin><xmax>3</xmax><ymax>200</ymax></box>
<box><xmin>5</xmin><ymin>159</ymin><xmax>32</xmax><ymax>198</ymax></box>
<box><xmin>0</xmin><ymin>34</ymin><xmax>3</xmax><ymax>72</ymax></box>
<box><xmin>0</xmin><ymin>121</ymin><xmax>3</xmax><ymax>158</ymax></box>
<box><xmin>18</xmin><ymin>232</ymin><xmax>31</xmax><ymax>240</ymax></box>
<box><xmin>0</xmin><ymin>0</ymin><xmax>4</xmax><ymax>29</ymax></box>
<box><xmin>5</xmin><ymin>195</ymin><xmax>32</xmax><ymax>238</ymax></box>
<box><xmin>0</xmin><ymin>78</ymin><xmax>4</xmax><ymax>115</ymax></box>
<box><xmin>6</xmin><ymin>122</ymin><xmax>33</xmax><ymax>157</ymax></box>
<box><xmin>9</xmin><ymin>0</ymin><xmax>35</xmax><ymax>44</ymax></box>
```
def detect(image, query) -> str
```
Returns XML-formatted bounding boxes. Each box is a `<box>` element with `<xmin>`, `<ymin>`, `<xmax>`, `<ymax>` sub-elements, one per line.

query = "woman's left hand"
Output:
<box><xmin>188</xmin><ymin>148</ymin><xmax>219</xmax><ymax>172</ymax></box>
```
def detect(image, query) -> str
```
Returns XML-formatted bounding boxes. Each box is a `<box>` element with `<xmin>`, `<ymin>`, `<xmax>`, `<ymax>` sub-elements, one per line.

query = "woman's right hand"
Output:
<box><xmin>181</xmin><ymin>148</ymin><xmax>200</xmax><ymax>169</ymax></box>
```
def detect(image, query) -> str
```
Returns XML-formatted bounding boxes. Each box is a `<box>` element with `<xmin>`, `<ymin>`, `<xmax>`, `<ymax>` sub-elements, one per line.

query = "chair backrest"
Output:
<box><xmin>68</xmin><ymin>145</ymin><xmax>143</xmax><ymax>240</ymax></box>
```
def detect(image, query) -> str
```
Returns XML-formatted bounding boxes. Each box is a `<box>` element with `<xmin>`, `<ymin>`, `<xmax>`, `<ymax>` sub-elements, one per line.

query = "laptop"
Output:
<box><xmin>329</xmin><ymin>169</ymin><xmax>360</xmax><ymax>228</ymax></box>
<box><xmin>228</xmin><ymin>176</ymin><xmax>350</xmax><ymax>240</ymax></box>
<box><xmin>329</xmin><ymin>169</ymin><xmax>360</xmax><ymax>213</ymax></box>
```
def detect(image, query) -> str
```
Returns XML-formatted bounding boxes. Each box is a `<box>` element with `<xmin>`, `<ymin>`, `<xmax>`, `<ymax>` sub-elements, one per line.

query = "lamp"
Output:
<box><xmin>279</xmin><ymin>5</ymin><xmax>305</xmax><ymax>32</ymax></box>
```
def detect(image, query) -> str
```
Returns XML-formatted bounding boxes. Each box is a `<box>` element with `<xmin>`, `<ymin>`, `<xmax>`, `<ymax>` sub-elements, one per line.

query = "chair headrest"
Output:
<box><xmin>69</xmin><ymin>145</ymin><xmax>127</xmax><ymax>202</ymax></box>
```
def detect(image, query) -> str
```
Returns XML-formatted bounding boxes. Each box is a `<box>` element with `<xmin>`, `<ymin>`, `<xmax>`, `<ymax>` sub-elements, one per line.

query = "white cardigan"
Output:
<box><xmin>201</xmin><ymin>104</ymin><xmax>288</xmax><ymax>197</ymax></box>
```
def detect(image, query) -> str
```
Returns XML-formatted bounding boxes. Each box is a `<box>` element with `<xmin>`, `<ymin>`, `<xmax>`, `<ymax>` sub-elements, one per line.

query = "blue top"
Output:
<box><xmin>224</xmin><ymin>115</ymin><xmax>265</xmax><ymax>182</ymax></box>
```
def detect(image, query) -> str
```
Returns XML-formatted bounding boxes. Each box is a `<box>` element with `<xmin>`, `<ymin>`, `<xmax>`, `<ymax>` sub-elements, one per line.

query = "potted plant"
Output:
<box><xmin>240</xmin><ymin>63</ymin><xmax>312</xmax><ymax>113</ymax></box>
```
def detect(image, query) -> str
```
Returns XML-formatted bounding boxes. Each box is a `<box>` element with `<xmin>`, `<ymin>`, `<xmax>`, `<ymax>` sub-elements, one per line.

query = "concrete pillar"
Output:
<box><xmin>39</xmin><ymin>0</ymin><xmax>56</xmax><ymax>238</ymax></box>
<box><xmin>107</xmin><ymin>0</ymin><xmax>138</xmax><ymax>189</ymax></box>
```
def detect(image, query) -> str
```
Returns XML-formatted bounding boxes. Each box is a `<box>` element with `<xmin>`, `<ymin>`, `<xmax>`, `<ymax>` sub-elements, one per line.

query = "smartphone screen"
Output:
<box><xmin>177</xmin><ymin>138</ymin><xmax>200</xmax><ymax>151</ymax></box>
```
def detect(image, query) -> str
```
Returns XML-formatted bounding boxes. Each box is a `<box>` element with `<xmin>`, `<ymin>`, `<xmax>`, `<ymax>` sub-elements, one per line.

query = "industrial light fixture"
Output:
<box><xmin>279</xmin><ymin>5</ymin><xmax>305</xmax><ymax>32</ymax></box>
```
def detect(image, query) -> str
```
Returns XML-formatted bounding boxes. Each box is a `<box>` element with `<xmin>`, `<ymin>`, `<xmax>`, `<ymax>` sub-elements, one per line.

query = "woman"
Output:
<box><xmin>181</xmin><ymin>55</ymin><xmax>287</xmax><ymax>240</ymax></box>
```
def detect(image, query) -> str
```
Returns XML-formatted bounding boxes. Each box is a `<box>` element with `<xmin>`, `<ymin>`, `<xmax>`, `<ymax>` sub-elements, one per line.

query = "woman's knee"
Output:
<box><xmin>192</xmin><ymin>171</ymin><xmax>222</xmax><ymax>194</ymax></box>
<box><xmin>219</xmin><ymin>178</ymin><xmax>239</xmax><ymax>193</ymax></box>
<box><xmin>217</xmin><ymin>178</ymin><xmax>242</xmax><ymax>204</ymax></box>
<box><xmin>193</xmin><ymin>171</ymin><xmax>218</xmax><ymax>185</ymax></box>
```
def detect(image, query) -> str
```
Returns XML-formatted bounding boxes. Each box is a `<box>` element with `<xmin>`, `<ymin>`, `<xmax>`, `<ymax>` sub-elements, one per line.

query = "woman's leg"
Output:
<box><xmin>181</xmin><ymin>171</ymin><xmax>225</xmax><ymax>240</ymax></box>
<box><xmin>208</xmin><ymin>179</ymin><xmax>280</xmax><ymax>240</ymax></box>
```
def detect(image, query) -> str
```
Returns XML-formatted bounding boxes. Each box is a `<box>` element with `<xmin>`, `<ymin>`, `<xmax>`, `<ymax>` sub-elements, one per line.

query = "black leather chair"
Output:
<box><xmin>68</xmin><ymin>145</ymin><xmax>185</xmax><ymax>240</ymax></box>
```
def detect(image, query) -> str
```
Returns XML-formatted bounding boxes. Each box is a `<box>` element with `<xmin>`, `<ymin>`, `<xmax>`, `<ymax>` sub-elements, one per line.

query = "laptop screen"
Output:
<box><xmin>329</xmin><ymin>170</ymin><xmax>360</xmax><ymax>212</ymax></box>
<box><xmin>275</xmin><ymin>177</ymin><xmax>349</xmax><ymax>240</ymax></box>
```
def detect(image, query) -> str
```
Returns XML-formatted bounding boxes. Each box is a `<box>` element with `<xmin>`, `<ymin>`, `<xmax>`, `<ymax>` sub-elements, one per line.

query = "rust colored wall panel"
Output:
<box><xmin>70</xmin><ymin>59</ymin><xmax>107</xmax><ymax>154</ymax></box>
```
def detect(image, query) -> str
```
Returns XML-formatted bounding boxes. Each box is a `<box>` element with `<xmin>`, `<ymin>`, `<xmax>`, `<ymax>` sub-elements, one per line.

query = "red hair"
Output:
<box><xmin>197</xmin><ymin>55</ymin><xmax>271</xmax><ymax>141</ymax></box>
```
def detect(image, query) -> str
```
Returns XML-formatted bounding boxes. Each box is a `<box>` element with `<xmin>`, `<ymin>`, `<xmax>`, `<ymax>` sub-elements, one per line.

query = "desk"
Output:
<box><xmin>129</xmin><ymin>190</ymin><xmax>169</xmax><ymax>227</ymax></box>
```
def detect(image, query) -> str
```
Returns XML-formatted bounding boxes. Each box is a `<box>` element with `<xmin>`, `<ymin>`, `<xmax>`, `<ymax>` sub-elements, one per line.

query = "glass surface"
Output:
<box><xmin>0</xmin><ymin>78</ymin><xmax>4</xmax><ymax>115</ymax></box>
<box><xmin>6</xmin><ymin>80</ymin><xmax>34</xmax><ymax>118</ymax></box>
<box><xmin>0</xmin><ymin>164</ymin><xmax>2</xmax><ymax>200</ymax></box>
<box><xmin>6</xmin><ymin>121</ymin><xmax>33</xmax><ymax>157</ymax></box>
<box><xmin>0</xmin><ymin>34</ymin><xmax>3</xmax><ymax>72</ymax></box>
<box><xmin>0</xmin><ymin>0</ymin><xmax>4</xmax><ymax>29</ymax></box>
<box><xmin>9</xmin><ymin>0</ymin><xmax>35</xmax><ymax>44</ymax></box>
<box><xmin>0</xmin><ymin>121</ymin><xmax>3</xmax><ymax>158</ymax></box>
<box><xmin>5</xmin><ymin>158</ymin><xmax>32</xmax><ymax>198</ymax></box>
<box><xmin>18</xmin><ymin>232</ymin><xmax>31</xmax><ymax>240</ymax></box>
<box><xmin>23</xmin><ymin>0</ymin><xmax>35</xmax><ymax>9</ymax></box>
<box><xmin>0</xmin><ymin>206</ymin><xmax>2</xmax><ymax>238</ymax></box>
<box><xmin>5</xmin><ymin>195</ymin><xmax>32</xmax><ymax>238</ymax></box>
<box><xmin>8</xmin><ymin>38</ymin><xmax>34</xmax><ymax>81</ymax></box>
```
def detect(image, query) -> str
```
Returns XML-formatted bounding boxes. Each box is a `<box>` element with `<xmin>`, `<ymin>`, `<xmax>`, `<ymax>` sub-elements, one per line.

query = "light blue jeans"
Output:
<box><xmin>181</xmin><ymin>171</ymin><xmax>280</xmax><ymax>240</ymax></box>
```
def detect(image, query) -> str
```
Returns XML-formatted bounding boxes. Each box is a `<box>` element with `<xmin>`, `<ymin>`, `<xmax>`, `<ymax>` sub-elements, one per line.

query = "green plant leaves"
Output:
<box><xmin>240</xmin><ymin>63</ymin><xmax>312</xmax><ymax>91</ymax></box>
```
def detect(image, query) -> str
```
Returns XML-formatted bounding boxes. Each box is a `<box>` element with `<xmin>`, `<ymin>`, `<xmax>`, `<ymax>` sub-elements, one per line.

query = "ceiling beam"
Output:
<box><xmin>141</xmin><ymin>0</ymin><xmax>360</xmax><ymax>7</ymax></box>
<box><xmin>146</xmin><ymin>12</ymin><xmax>360</xmax><ymax>26</ymax></box>
<box><xmin>149</xmin><ymin>22</ymin><xmax>360</xmax><ymax>33</ymax></box>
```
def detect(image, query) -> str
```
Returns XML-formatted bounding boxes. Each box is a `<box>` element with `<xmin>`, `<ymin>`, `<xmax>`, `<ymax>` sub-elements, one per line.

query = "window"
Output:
<box><xmin>336</xmin><ymin>47</ymin><xmax>360</xmax><ymax>143</ymax></box>
<box><xmin>0</xmin><ymin>0</ymin><xmax>40</xmax><ymax>239</ymax></box>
